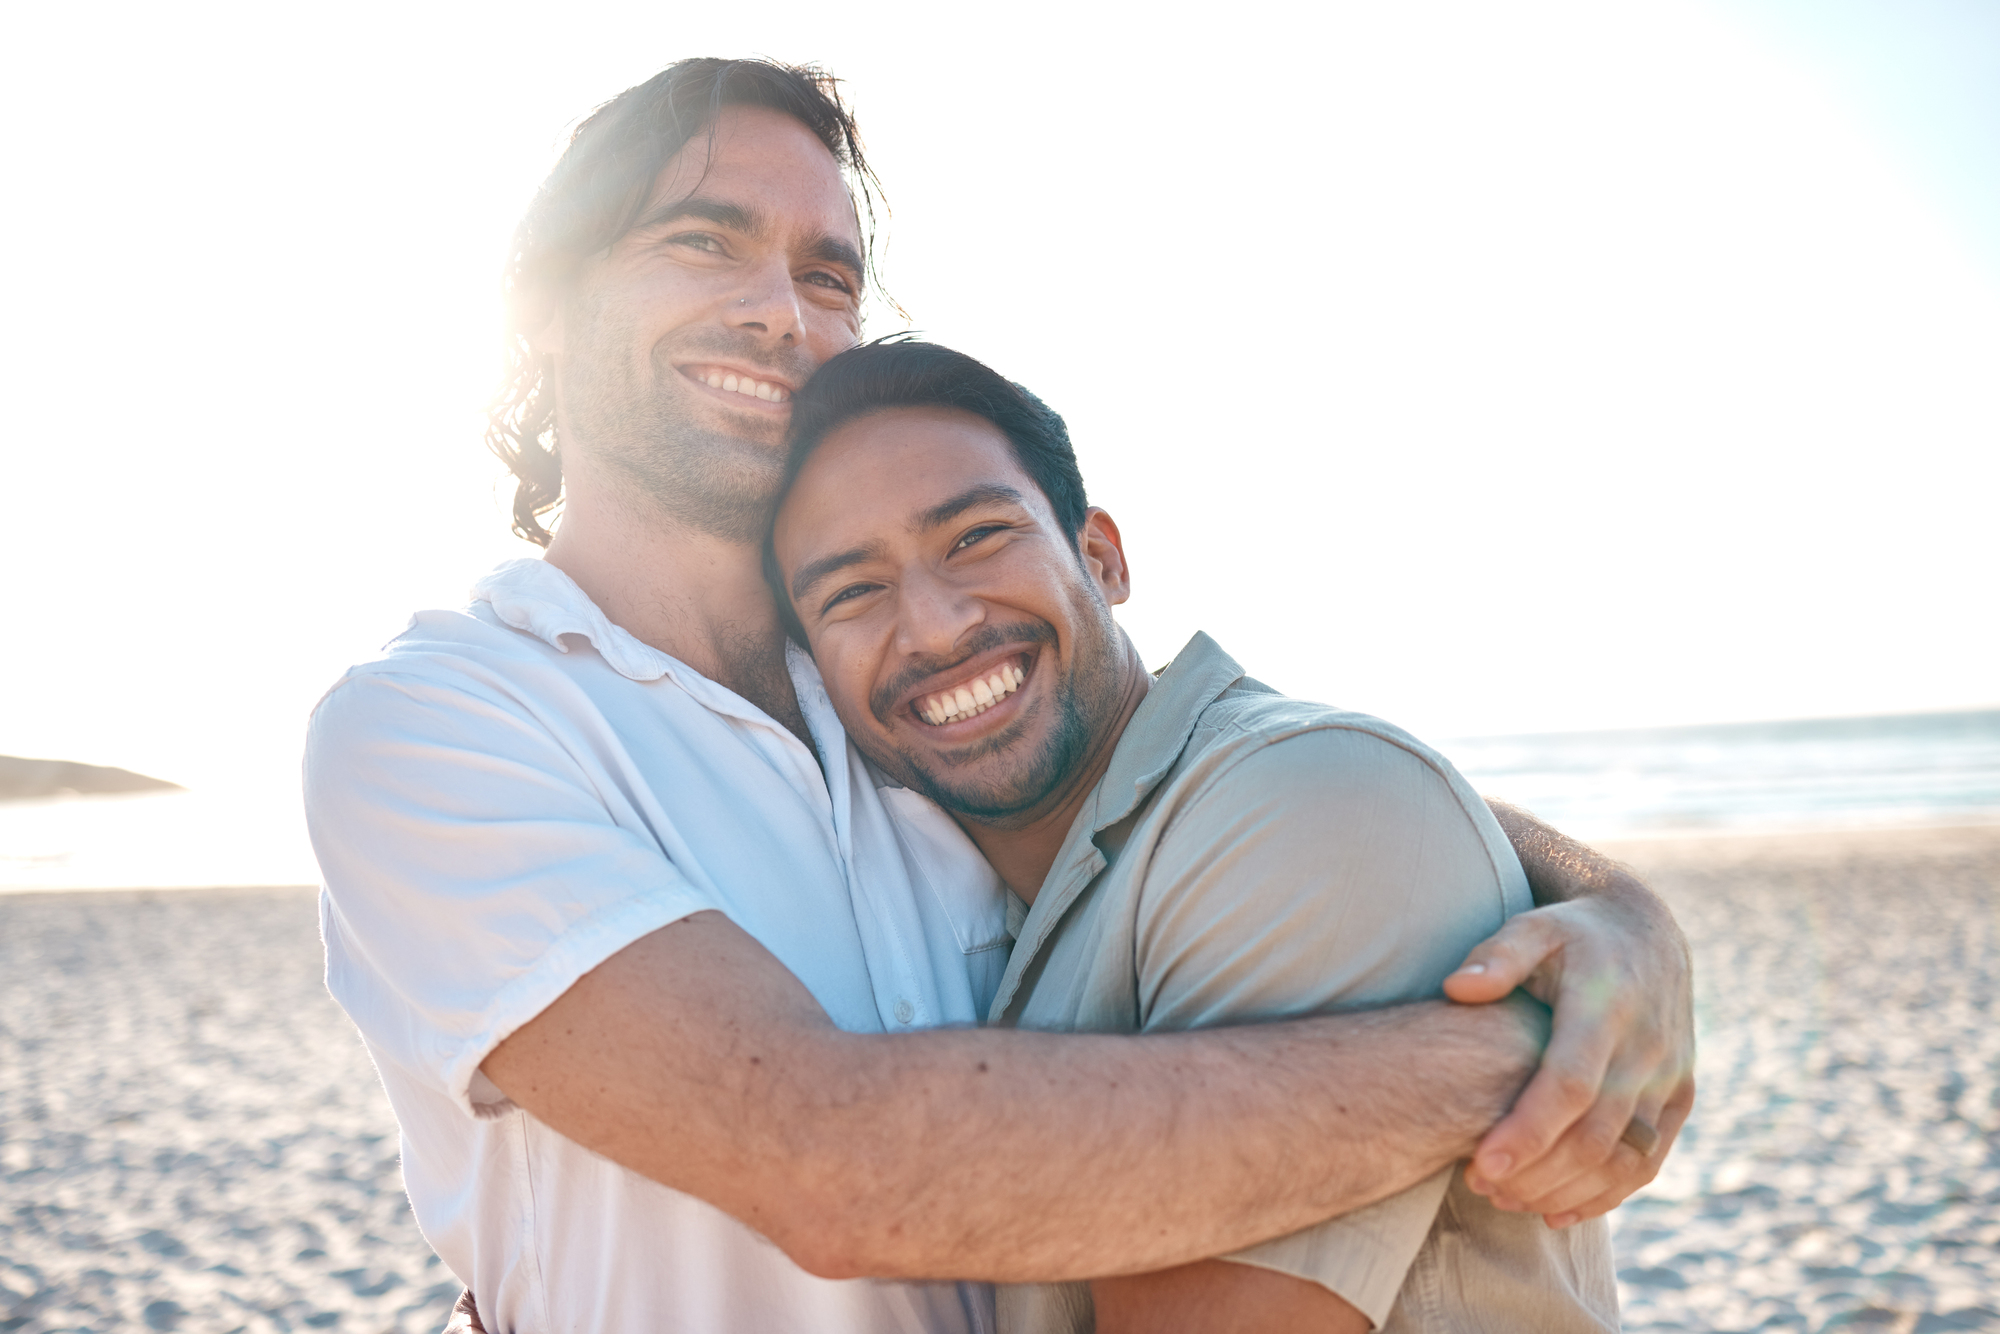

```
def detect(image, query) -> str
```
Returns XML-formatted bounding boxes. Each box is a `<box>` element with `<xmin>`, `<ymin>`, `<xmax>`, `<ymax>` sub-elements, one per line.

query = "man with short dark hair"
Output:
<box><xmin>768</xmin><ymin>338</ymin><xmax>1635</xmax><ymax>1330</ymax></box>
<box><xmin>305</xmin><ymin>58</ymin><xmax>1691</xmax><ymax>1331</ymax></box>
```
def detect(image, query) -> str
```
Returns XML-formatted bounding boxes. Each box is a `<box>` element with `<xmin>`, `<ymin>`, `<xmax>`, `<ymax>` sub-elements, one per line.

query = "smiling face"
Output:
<box><xmin>772</xmin><ymin>405</ymin><xmax>1140</xmax><ymax>824</ymax></box>
<box><xmin>542</xmin><ymin>104</ymin><xmax>865</xmax><ymax>541</ymax></box>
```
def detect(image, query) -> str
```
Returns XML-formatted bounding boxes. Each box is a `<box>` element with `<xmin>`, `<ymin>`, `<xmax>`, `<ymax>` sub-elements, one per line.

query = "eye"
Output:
<box><xmin>801</xmin><ymin>268</ymin><xmax>855</xmax><ymax>295</ymax></box>
<box><xmin>667</xmin><ymin>231</ymin><xmax>726</xmax><ymax>255</ymax></box>
<box><xmin>820</xmin><ymin>581</ymin><xmax>878</xmax><ymax>614</ymax></box>
<box><xmin>952</xmin><ymin>523</ymin><xmax>1007</xmax><ymax>552</ymax></box>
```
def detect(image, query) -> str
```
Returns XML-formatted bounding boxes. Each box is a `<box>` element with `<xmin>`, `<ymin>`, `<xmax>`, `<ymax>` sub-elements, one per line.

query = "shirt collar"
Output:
<box><xmin>472</xmin><ymin>559</ymin><xmax>682</xmax><ymax>683</ymax></box>
<box><xmin>1080</xmin><ymin>630</ymin><xmax>1246</xmax><ymax>835</ymax></box>
<box><xmin>988</xmin><ymin>630</ymin><xmax>1247</xmax><ymax>1020</ymax></box>
<box><xmin>469</xmin><ymin>558</ymin><xmax>840</xmax><ymax>741</ymax></box>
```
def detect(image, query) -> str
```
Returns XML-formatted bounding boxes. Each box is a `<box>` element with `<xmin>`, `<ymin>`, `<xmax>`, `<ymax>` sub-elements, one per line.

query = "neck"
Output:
<box><xmin>957</xmin><ymin>635</ymin><xmax>1152</xmax><ymax>903</ymax></box>
<box><xmin>543</xmin><ymin>455</ymin><xmax>806</xmax><ymax>737</ymax></box>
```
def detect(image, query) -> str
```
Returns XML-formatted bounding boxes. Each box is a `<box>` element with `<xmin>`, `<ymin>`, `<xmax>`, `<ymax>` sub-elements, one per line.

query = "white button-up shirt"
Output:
<box><xmin>303</xmin><ymin>559</ymin><xmax>1010</xmax><ymax>1333</ymax></box>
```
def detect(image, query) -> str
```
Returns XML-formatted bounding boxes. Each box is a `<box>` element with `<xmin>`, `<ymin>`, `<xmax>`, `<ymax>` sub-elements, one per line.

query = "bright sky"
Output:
<box><xmin>8</xmin><ymin>0</ymin><xmax>1997</xmax><ymax>806</ymax></box>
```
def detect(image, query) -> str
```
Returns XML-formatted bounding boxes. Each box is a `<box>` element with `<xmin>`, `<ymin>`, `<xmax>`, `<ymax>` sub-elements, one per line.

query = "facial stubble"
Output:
<box><xmin>558</xmin><ymin>292</ymin><xmax>812</xmax><ymax>544</ymax></box>
<box><xmin>858</xmin><ymin>583</ymin><xmax>1129</xmax><ymax>827</ymax></box>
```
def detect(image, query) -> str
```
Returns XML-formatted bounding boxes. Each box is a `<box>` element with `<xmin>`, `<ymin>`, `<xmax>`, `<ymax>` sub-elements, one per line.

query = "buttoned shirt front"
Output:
<box><xmin>304</xmin><ymin>559</ymin><xmax>1010</xmax><ymax>1334</ymax></box>
<box><xmin>991</xmin><ymin>632</ymin><xmax>1619</xmax><ymax>1333</ymax></box>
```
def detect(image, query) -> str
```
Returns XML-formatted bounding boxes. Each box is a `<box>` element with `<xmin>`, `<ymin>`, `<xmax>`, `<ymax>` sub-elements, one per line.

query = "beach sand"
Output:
<box><xmin>1600</xmin><ymin>825</ymin><xmax>2000</xmax><ymax>1331</ymax></box>
<box><xmin>2</xmin><ymin>826</ymin><xmax>1996</xmax><ymax>1332</ymax></box>
<box><xmin>0</xmin><ymin>888</ymin><xmax>458</xmax><ymax>1333</ymax></box>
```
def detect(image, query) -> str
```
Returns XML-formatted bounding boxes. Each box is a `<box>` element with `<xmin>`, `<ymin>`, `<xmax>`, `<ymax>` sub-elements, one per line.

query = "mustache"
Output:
<box><xmin>663</xmin><ymin>328</ymin><xmax>818</xmax><ymax>384</ymax></box>
<box><xmin>870</xmin><ymin>621</ymin><xmax>1056</xmax><ymax>723</ymax></box>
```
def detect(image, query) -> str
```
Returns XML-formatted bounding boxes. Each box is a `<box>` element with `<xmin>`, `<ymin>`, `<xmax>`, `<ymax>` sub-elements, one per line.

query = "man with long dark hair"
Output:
<box><xmin>305</xmin><ymin>59</ymin><xmax>1690</xmax><ymax>1330</ymax></box>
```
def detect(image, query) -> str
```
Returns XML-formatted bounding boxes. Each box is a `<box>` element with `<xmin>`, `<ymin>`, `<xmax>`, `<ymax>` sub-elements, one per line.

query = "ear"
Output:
<box><xmin>1077</xmin><ymin>508</ymin><xmax>1132</xmax><ymax>607</ymax></box>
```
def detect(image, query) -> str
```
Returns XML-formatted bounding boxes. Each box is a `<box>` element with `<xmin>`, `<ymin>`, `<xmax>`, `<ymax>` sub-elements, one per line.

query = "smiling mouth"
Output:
<box><xmin>915</xmin><ymin>655</ymin><xmax>1031</xmax><ymax>727</ymax></box>
<box><xmin>680</xmin><ymin>363</ymin><xmax>792</xmax><ymax>403</ymax></box>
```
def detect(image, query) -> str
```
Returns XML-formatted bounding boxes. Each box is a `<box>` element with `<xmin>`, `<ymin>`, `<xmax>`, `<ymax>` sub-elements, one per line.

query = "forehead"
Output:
<box><xmin>643</xmin><ymin>103</ymin><xmax>860</xmax><ymax>244</ymax></box>
<box><xmin>781</xmin><ymin>406</ymin><xmax>1042</xmax><ymax>547</ymax></box>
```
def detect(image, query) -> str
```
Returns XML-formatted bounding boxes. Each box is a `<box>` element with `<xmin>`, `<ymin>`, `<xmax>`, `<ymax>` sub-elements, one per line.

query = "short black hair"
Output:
<box><xmin>763</xmin><ymin>337</ymin><xmax>1090</xmax><ymax>645</ymax></box>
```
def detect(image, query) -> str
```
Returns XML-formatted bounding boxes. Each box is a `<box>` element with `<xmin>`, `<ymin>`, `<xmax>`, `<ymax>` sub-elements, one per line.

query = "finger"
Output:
<box><xmin>1492</xmin><ymin>1072</ymin><xmax>1642</xmax><ymax>1206</ymax></box>
<box><xmin>1469</xmin><ymin>1001</ymin><xmax>1620</xmax><ymax>1186</ymax></box>
<box><xmin>1540</xmin><ymin>1084</ymin><xmax>1692</xmax><ymax>1226</ymax></box>
<box><xmin>1443</xmin><ymin>913</ymin><xmax>1563</xmax><ymax>1006</ymax></box>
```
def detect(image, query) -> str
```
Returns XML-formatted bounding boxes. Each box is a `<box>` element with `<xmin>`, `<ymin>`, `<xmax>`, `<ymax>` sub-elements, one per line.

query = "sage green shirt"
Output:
<box><xmin>991</xmin><ymin>633</ymin><xmax>1618</xmax><ymax>1332</ymax></box>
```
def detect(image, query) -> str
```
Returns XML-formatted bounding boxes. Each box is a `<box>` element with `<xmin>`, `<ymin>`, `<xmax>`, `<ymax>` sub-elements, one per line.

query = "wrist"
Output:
<box><xmin>1445</xmin><ymin>995</ymin><xmax>1549</xmax><ymax>1148</ymax></box>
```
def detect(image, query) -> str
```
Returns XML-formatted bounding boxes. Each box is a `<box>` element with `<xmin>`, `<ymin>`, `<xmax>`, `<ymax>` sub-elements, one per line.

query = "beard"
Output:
<box><xmin>856</xmin><ymin>592</ymin><xmax>1130</xmax><ymax>826</ymax></box>
<box><xmin>557</xmin><ymin>297</ymin><xmax>816</xmax><ymax>543</ymax></box>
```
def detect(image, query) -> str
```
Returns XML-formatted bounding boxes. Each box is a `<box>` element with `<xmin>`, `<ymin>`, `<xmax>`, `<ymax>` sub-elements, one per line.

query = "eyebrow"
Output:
<box><xmin>791</xmin><ymin>540</ymin><xmax>887</xmax><ymax>604</ymax></box>
<box><xmin>917</xmin><ymin>483</ymin><xmax>1029</xmax><ymax>533</ymax></box>
<box><xmin>634</xmin><ymin>194</ymin><xmax>865</xmax><ymax>283</ymax></box>
<box><xmin>635</xmin><ymin>194</ymin><xmax>757</xmax><ymax>235</ymax></box>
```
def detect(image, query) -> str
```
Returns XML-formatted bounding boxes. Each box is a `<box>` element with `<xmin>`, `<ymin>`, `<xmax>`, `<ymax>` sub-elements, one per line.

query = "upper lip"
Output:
<box><xmin>896</xmin><ymin>645</ymin><xmax>1037</xmax><ymax>726</ymax></box>
<box><xmin>677</xmin><ymin>361</ymin><xmax>800</xmax><ymax>395</ymax></box>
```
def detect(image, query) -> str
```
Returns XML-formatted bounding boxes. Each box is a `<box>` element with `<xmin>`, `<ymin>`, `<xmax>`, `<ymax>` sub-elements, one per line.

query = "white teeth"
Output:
<box><xmin>916</xmin><ymin>660</ymin><xmax>1031</xmax><ymax>726</ymax></box>
<box><xmin>694</xmin><ymin>369</ymin><xmax>790</xmax><ymax>402</ymax></box>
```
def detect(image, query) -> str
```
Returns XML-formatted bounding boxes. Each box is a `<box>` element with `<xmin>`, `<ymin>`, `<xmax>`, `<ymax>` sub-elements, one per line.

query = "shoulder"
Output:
<box><xmin>314</xmin><ymin>603</ymin><xmax>570</xmax><ymax>717</ymax></box>
<box><xmin>1128</xmin><ymin>693</ymin><xmax>1527</xmax><ymax>1021</ymax></box>
<box><xmin>1135</xmin><ymin>688</ymin><xmax>1529</xmax><ymax>940</ymax></box>
<box><xmin>305</xmin><ymin>602</ymin><xmax>583</xmax><ymax>776</ymax></box>
<box><xmin>1172</xmin><ymin>688</ymin><xmax>1481</xmax><ymax>828</ymax></box>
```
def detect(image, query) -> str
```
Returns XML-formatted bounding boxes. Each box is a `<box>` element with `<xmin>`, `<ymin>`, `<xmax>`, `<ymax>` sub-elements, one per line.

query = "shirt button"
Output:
<box><xmin>893</xmin><ymin>999</ymin><xmax>914</xmax><ymax>1025</ymax></box>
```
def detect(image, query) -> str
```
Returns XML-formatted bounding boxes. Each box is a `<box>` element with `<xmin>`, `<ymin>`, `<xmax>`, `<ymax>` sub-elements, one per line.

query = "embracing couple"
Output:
<box><xmin>304</xmin><ymin>58</ymin><xmax>1694</xmax><ymax>1332</ymax></box>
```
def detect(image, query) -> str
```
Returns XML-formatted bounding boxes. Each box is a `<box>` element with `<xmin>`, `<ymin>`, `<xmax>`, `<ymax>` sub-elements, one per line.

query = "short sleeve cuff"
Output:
<box><xmin>1220</xmin><ymin>1167</ymin><xmax>1453</xmax><ymax>1328</ymax></box>
<box><xmin>440</xmin><ymin>882</ymin><xmax>720</xmax><ymax>1119</ymax></box>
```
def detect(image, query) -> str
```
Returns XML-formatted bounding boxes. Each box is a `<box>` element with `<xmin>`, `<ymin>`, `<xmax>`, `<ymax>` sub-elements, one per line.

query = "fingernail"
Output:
<box><xmin>1547</xmin><ymin>1213</ymin><xmax>1578</xmax><ymax>1229</ymax></box>
<box><xmin>1455</xmin><ymin>963</ymin><xmax>1487</xmax><ymax>975</ymax></box>
<box><xmin>1479</xmin><ymin>1153</ymin><xmax>1512</xmax><ymax>1178</ymax></box>
<box><xmin>1492</xmin><ymin>1196</ymin><xmax>1523</xmax><ymax>1212</ymax></box>
<box><xmin>1466</xmin><ymin>1172</ymin><xmax>1491</xmax><ymax>1194</ymax></box>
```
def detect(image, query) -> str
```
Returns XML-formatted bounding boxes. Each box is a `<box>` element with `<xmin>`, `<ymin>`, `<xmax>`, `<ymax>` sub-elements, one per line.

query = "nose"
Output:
<box><xmin>895</xmin><ymin>566</ymin><xmax>985</xmax><ymax>661</ymax></box>
<box><xmin>731</xmin><ymin>258</ymin><xmax>803</xmax><ymax>343</ymax></box>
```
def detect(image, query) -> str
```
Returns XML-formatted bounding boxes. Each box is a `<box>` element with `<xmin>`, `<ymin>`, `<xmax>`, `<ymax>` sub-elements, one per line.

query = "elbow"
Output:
<box><xmin>763</xmin><ymin>1201</ymin><xmax>881</xmax><ymax>1281</ymax></box>
<box><xmin>754</xmin><ymin>1168</ymin><xmax>924</xmax><ymax>1280</ymax></box>
<box><xmin>786</xmin><ymin>1239</ymin><xmax>871</xmax><ymax>1283</ymax></box>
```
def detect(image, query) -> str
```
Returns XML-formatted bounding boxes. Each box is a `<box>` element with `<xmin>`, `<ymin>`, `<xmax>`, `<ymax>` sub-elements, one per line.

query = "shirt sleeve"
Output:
<box><xmin>304</xmin><ymin>666</ymin><xmax>718</xmax><ymax>1119</ymax></box>
<box><xmin>1132</xmin><ymin>722</ymin><xmax>1523</xmax><ymax>1328</ymax></box>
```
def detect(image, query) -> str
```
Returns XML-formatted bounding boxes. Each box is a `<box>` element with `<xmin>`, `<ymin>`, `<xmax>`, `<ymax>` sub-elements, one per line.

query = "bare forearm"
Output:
<box><xmin>801</xmin><ymin>1003</ymin><xmax>1542</xmax><ymax>1279</ymax></box>
<box><xmin>486</xmin><ymin>916</ymin><xmax>1544</xmax><ymax>1282</ymax></box>
<box><xmin>532</xmin><ymin>1003</ymin><xmax>1539</xmax><ymax>1281</ymax></box>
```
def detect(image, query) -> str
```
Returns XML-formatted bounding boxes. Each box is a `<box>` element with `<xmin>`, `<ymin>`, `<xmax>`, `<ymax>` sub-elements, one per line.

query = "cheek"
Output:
<box><xmin>805</xmin><ymin>306</ymin><xmax>862</xmax><ymax>357</ymax></box>
<box><xmin>814</xmin><ymin>630</ymin><xmax>884</xmax><ymax>723</ymax></box>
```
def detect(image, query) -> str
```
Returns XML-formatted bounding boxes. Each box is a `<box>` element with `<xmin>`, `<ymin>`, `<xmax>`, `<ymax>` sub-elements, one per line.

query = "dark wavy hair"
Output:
<box><xmin>486</xmin><ymin>58</ymin><xmax>886</xmax><ymax>546</ymax></box>
<box><xmin>763</xmin><ymin>337</ymin><xmax>1090</xmax><ymax>645</ymax></box>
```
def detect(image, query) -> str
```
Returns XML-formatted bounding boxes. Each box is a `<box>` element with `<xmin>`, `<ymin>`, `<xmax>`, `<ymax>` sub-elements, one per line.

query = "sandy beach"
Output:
<box><xmin>3</xmin><ymin>826</ymin><xmax>1996</xmax><ymax>1332</ymax></box>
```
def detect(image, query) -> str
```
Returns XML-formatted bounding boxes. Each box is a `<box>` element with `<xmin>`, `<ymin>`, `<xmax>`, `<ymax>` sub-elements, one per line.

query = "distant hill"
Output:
<box><xmin>0</xmin><ymin>755</ymin><xmax>184</xmax><ymax>801</ymax></box>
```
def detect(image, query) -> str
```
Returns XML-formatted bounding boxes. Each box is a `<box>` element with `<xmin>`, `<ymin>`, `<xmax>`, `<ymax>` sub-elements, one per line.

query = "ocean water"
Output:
<box><xmin>3</xmin><ymin>710</ymin><xmax>1997</xmax><ymax>891</ymax></box>
<box><xmin>1442</xmin><ymin>708</ymin><xmax>2000</xmax><ymax>841</ymax></box>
